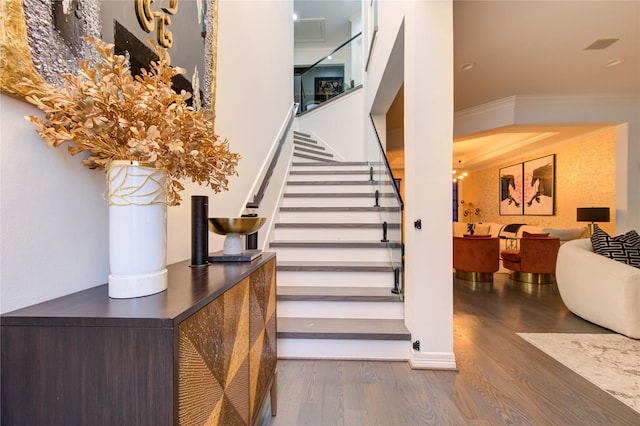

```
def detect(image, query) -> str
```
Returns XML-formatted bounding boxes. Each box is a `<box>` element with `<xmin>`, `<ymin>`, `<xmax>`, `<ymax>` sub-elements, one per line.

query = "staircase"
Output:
<box><xmin>270</xmin><ymin>131</ymin><xmax>410</xmax><ymax>360</ymax></box>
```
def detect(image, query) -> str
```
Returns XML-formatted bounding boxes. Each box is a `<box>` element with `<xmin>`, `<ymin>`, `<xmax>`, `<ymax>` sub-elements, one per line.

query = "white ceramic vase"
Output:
<box><xmin>107</xmin><ymin>160</ymin><xmax>168</xmax><ymax>298</ymax></box>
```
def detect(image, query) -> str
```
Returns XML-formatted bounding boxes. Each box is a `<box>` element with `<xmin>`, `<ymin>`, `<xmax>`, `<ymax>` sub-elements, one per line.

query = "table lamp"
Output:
<box><xmin>577</xmin><ymin>207</ymin><xmax>610</xmax><ymax>237</ymax></box>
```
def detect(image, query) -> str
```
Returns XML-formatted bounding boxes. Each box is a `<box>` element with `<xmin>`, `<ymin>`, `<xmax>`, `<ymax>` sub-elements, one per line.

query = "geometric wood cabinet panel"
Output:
<box><xmin>177</xmin><ymin>257</ymin><xmax>277</xmax><ymax>425</ymax></box>
<box><xmin>1</xmin><ymin>254</ymin><xmax>277</xmax><ymax>426</ymax></box>
<box><xmin>249</xmin><ymin>258</ymin><xmax>277</xmax><ymax>422</ymax></box>
<box><xmin>178</xmin><ymin>277</ymin><xmax>251</xmax><ymax>425</ymax></box>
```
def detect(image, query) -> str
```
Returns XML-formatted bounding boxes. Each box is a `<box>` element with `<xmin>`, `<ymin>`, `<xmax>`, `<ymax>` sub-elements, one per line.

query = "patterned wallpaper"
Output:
<box><xmin>460</xmin><ymin>128</ymin><xmax>617</xmax><ymax>234</ymax></box>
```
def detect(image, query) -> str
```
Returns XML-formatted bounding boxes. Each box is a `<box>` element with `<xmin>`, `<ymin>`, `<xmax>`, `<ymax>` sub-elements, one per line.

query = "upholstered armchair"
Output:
<box><xmin>501</xmin><ymin>234</ymin><xmax>561</xmax><ymax>284</ymax></box>
<box><xmin>453</xmin><ymin>235</ymin><xmax>500</xmax><ymax>282</ymax></box>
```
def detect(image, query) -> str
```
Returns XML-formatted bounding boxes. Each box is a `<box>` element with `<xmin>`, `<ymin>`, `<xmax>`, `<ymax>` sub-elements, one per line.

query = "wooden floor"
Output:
<box><xmin>269</xmin><ymin>273</ymin><xmax>640</xmax><ymax>425</ymax></box>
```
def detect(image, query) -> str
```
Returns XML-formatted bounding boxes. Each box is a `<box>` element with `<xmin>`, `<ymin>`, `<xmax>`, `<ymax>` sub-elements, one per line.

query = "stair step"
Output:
<box><xmin>271</xmin><ymin>241</ymin><xmax>401</xmax><ymax>249</ymax></box>
<box><xmin>275</xmin><ymin>223</ymin><xmax>400</xmax><ymax>229</ymax></box>
<box><xmin>290</xmin><ymin>170</ymin><xmax>378</xmax><ymax>175</ymax></box>
<box><xmin>277</xmin><ymin>317</ymin><xmax>410</xmax><ymax>340</ymax></box>
<box><xmin>287</xmin><ymin>180</ymin><xmax>389</xmax><ymax>186</ymax></box>
<box><xmin>294</xmin><ymin>140</ymin><xmax>322</xmax><ymax>149</ymax></box>
<box><xmin>294</xmin><ymin>146</ymin><xmax>333</xmax><ymax>157</ymax></box>
<box><xmin>293</xmin><ymin>130</ymin><xmax>311</xmax><ymax>138</ymax></box>
<box><xmin>280</xmin><ymin>206</ymin><xmax>401</xmax><ymax>213</ymax></box>
<box><xmin>292</xmin><ymin>152</ymin><xmax>337</xmax><ymax>162</ymax></box>
<box><xmin>277</xmin><ymin>261</ymin><xmax>395</xmax><ymax>272</ymax></box>
<box><xmin>293</xmin><ymin>135</ymin><xmax>316</xmax><ymax>143</ymax></box>
<box><xmin>291</xmin><ymin>161</ymin><xmax>370</xmax><ymax>167</ymax></box>
<box><xmin>283</xmin><ymin>192</ymin><xmax>395</xmax><ymax>198</ymax></box>
<box><xmin>278</xmin><ymin>286</ymin><xmax>400</xmax><ymax>302</ymax></box>
<box><xmin>273</xmin><ymin>224</ymin><xmax>401</xmax><ymax>242</ymax></box>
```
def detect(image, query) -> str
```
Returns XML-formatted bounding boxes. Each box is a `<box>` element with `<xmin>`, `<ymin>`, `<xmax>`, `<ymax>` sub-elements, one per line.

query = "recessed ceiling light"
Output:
<box><xmin>293</xmin><ymin>13</ymin><xmax>298</xmax><ymax>20</ymax></box>
<box><xmin>461</xmin><ymin>62</ymin><xmax>475</xmax><ymax>71</ymax></box>
<box><xmin>584</xmin><ymin>38</ymin><xmax>619</xmax><ymax>50</ymax></box>
<box><xmin>606</xmin><ymin>58</ymin><xmax>625</xmax><ymax>67</ymax></box>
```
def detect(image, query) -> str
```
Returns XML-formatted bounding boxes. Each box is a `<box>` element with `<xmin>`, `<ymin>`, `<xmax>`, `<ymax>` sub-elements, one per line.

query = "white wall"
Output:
<box><xmin>0</xmin><ymin>95</ymin><xmax>110</xmax><ymax>313</ymax></box>
<box><xmin>1</xmin><ymin>0</ymin><xmax>293</xmax><ymax>312</ymax></box>
<box><xmin>296</xmin><ymin>88</ymin><xmax>365</xmax><ymax>161</ymax></box>
<box><xmin>366</xmin><ymin>0</ymin><xmax>455</xmax><ymax>369</ymax></box>
<box><xmin>167</xmin><ymin>0</ymin><xmax>294</xmax><ymax>262</ymax></box>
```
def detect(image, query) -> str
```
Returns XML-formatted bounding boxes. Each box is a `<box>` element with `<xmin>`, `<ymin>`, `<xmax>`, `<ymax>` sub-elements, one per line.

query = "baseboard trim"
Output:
<box><xmin>409</xmin><ymin>351</ymin><xmax>457</xmax><ymax>370</ymax></box>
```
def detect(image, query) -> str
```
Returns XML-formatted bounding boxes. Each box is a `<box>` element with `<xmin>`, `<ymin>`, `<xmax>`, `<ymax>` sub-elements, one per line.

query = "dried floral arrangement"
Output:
<box><xmin>20</xmin><ymin>37</ymin><xmax>240</xmax><ymax>206</ymax></box>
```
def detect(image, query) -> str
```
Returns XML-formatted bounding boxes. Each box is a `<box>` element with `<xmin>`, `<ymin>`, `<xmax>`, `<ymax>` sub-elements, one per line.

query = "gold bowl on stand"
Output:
<box><xmin>208</xmin><ymin>217</ymin><xmax>266</xmax><ymax>261</ymax></box>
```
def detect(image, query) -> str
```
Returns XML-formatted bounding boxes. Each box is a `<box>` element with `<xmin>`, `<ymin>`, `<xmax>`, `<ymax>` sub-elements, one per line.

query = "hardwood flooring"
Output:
<box><xmin>269</xmin><ymin>273</ymin><xmax>640</xmax><ymax>425</ymax></box>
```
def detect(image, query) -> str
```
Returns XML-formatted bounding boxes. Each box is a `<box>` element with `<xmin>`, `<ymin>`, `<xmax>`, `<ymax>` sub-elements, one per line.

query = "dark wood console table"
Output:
<box><xmin>1</xmin><ymin>253</ymin><xmax>277</xmax><ymax>426</ymax></box>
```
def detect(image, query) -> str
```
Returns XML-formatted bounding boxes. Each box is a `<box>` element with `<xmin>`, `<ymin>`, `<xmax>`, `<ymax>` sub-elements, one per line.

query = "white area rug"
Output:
<box><xmin>517</xmin><ymin>333</ymin><xmax>640</xmax><ymax>414</ymax></box>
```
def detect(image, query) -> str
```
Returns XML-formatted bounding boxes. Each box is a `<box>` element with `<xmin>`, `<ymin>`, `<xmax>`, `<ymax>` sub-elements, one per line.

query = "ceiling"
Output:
<box><xmin>452</xmin><ymin>0</ymin><xmax>640</xmax><ymax>171</ymax></box>
<box><xmin>294</xmin><ymin>1</ymin><xmax>640</xmax><ymax>171</ymax></box>
<box><xmin>293</xmin><ymin>0</ymin><xmax>361</xmax><ymax>48</ymax></box>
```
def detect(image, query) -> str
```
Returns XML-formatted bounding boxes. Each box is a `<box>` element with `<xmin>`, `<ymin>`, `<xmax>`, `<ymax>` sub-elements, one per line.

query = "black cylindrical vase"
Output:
<box><xmin>191</xmin><ymin>195</ymin><xmax>209</xmax><ymax>266</ymax></box>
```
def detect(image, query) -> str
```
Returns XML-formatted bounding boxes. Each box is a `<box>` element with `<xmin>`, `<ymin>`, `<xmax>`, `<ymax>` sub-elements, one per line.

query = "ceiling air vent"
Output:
<box><xmin>294</xmin><ymin>18</ymin><xmax>325</xmax><ymax>42</ymax></box>
<box><xmin>584</xmin><ymin>38</ymin><xmax>619</xmax><ymax>50</ymax></box>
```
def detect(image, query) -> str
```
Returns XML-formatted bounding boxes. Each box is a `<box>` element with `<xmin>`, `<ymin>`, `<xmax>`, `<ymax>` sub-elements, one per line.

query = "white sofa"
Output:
<box><xmin>556</xmin><ymin>238</ymin><xmax>640</xmax><ymax>339</ymax></box>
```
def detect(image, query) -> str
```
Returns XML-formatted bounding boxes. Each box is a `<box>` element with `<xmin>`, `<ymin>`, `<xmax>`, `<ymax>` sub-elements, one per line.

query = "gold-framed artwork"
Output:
<box><xmin>0</xmin><ymin>0</ymin><xmax>218</xmax><ymax>113</ymax></box>
<box><xmin>0</xmin><ymin>0</ymin><xmax>47</xmax><ymax>99</ymax></box>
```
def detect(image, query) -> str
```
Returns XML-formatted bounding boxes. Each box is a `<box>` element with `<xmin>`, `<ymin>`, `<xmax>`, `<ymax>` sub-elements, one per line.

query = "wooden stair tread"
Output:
<box><xmin>270</xmin><ymin>241</ymin><xmax>402</xmax><ymax>248</ymax></box>
<box><xmin>292</xmin><ymin>152</ymin><xmax>337</xmax><ymax>162</ymax></box>
<box><xmin>279</xmin><ymin>206</ymin><xmax>401</xmax><ymax>212</ymax></box>
<box><xmin>278</xmin><ymin>286</ymin><xmax>400</xmax><ymax>302</ymax></box>
<box><xmin>290</xmin><ymin>170</ymin><xmax>382</xmax><ymax>175</ymax></box>
<box><xmin>294</xmin><ymin>146</ymin><xmax>333</xmax><ymax>157</ymax></box>
<box><xmin>293</xmin><ymin>136</ymin><xmax>316</xmax><ymax>143</ymax></box>
<box><xmin>277</xmin><ymin>261</ymin><xmax>395</xmax><ymax>272</ymax></box>
<box><xmin>291</xmin><ymin>161</ymin><xmax>370</xmax><ymax>167</ymax></box>
<box><xmin>277</xmin><ymin>317</ymin><xmax>411</xmax><ymax>340</ymax></box>
<box><xmin>283</xmin><ymin>192</ymin><xmax>395</xmax><ymax>198</ymax></box>
<box><xmin>274</xmin><ymin>223</ymin><xmax>400</xmax><ymax>228</ymax></box>
<box><xmin>294</xmin><ymin>141</ymin><xmax>322</xmax><ymax>149</ymax></box>
<box><xmin>287</xmin><ymin>180</ymin><xmax>391</xmax><ymax>186</ymax></box>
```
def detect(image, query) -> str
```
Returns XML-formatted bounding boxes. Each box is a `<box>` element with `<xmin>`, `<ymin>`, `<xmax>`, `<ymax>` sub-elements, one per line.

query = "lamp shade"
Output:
<box><xmin>576</xmin><ymin>207</ymin><xmax>610</xmax><ymax>223</ymax></box>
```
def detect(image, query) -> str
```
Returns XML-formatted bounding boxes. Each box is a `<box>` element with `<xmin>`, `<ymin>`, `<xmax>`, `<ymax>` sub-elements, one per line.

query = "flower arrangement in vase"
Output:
<box><xmin>20</xmin><ymin>37</ymin><xmax>241</xmax><ymax>298</ymax></box>
<box><xmin>20</xmin><ymin>36</ymin><xmax>240</xmax><ymax>206</ymax></box>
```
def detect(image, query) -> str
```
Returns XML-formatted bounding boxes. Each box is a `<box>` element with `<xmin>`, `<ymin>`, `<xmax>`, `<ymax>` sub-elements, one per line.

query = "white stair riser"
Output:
<box><xmin>273</xmin><ymin>227</ymin><xmax>401</xmax><ymax>241</ymax></box>
<box><xmin>280</xmin><ymin>198</ymin><xmax>400</xmax><ymax>209</ymax></box>
<box><xmin>280</xmin><ymin>197</ymin><xmax>380</xmax><ymax>208</ymax></box>
<box><xmin>287</xmin><ymin>174</ymin><xmax>373</xmax><ymax>182</ymax></box>
<box><xmin>277</xmin><ymin>338</ymin><xmax>410</xmax><ymax>360</ymax></box>
<box><xmin>276</xmin><ymin>270</ymin><xmax>396</xmax><ymax>287</ymax></box>
<box><xmin>271</xmin><ymin>247</ymin><xmax>402</xmax><ymax>262</ymax></box>
<box><xmin>277</xmin><ymin>301</ymin><xmax>404</xmax><ymax>319</ymax></box>
<box><xmin>277</xmin><ymin>211</ymin><xmax>396</xmax><ymax>223</ymax></box>
<box><xmin>290</xmin><ymin>165</ymin><xmax>371</xmax><ymax>172</ymax></box>
<box><xmin>286</xmin><ymin>185</ymin><xmax>390</xmax><ymax>194</ymax></box>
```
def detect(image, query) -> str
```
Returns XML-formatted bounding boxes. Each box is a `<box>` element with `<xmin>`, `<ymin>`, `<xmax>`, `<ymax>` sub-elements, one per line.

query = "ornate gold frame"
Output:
<box><xmin>0</xmin><ymin>0</ymin><xmax>44</xmax><ymax>99</ymax></box>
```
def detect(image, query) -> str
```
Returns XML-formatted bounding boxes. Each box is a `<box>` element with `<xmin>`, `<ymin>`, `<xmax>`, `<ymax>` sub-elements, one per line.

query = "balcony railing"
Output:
<box><xmin>294</xmin><ymin>32</ymin><xmax>363</xmax><ymax>114</ymax></box>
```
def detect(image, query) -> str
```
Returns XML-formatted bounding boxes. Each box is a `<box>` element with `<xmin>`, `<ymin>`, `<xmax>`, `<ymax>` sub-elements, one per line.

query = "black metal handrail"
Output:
<box><xmin>296</xmin><ymin>32</ymin><xmax>363</xmax><ymax>114</ymax></box>
<box><xmin>369</xmin><ymin>114</ymin><xmax>404</xmax><ymax>210</ymax></box>
<box><xmin>246</xmin><ymin>104</ymin><xmax>298</xmax><ymax>209</ymax></box>
<box><xmin>299</xmin><ymin>32</ymin><xmax>362</xmax><ymax>75</ymax></box>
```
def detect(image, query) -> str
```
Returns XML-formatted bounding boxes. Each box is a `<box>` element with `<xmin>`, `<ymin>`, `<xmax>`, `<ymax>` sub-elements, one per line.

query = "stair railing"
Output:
<box><xmin>295</xmin><ymin>32</ymin><xmax>363</xmax><ymax>114</ymax></box>
<box><xmin>246</xmin><ymin>103</ymin><xmax>298</xmax><ymax>209</ymax></box>
<box><xmin>367</xmin><ymin>114</ymin><xmax>405</xmax><ymax>299</ymax></box>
